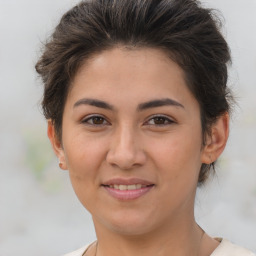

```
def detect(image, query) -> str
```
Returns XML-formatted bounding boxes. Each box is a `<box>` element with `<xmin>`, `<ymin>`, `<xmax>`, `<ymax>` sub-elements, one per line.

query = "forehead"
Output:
<box><xmin>68</xmin><ymin>47</ymin><xmax>197</xmax><ymax>109</ymax></box>
<box><xmin>73</xmin><ymin>47</ymin><xmax>183</xmax><ymax>86</ymax></box>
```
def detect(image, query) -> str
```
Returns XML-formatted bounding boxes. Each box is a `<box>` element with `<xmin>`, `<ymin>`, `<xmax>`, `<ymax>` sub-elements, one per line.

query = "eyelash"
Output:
<box><xmin>81</xmin><ymin>115</ymin><xmax>110</xmax><ymax>126</ymax></box>
<box><xmin>144</xmin><ymin>115</ymin><xmax>175</xmax><ymax>126</ymax></box>
<box><xmin>81</xmin><ymin>114</ymin><xmax>175</xmax><ymax>127</ymax></box>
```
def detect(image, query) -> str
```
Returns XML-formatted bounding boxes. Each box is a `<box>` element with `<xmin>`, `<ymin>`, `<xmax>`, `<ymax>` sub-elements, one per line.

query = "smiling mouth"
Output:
<box><xmin>102</xmin><ymin>184</ymin><xmax>154</xmax><ymax>190</ymax></box>
<box><xmin>102</xmin><ymin>183</ymin><xmax>155</xmax><ymax>200</ymax></box>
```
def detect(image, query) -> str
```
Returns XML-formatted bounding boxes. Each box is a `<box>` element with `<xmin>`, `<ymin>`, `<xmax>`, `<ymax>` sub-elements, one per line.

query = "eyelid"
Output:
<box><xmin>144</xmin><ymin>114</ymin><xmax>175</xmax><ymax>125</ymax></box>
<box><xmin>81</xmin><ymin>114</ymin><xmax>110</xmax><ymax>125</ymax></box>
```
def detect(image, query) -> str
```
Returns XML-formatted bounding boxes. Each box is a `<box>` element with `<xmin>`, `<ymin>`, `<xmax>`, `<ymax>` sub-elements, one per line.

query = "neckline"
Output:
<box><xmin>82</xmin><ymin>238</ymin><xmax>225</xmax><ymax>256</ymax></box>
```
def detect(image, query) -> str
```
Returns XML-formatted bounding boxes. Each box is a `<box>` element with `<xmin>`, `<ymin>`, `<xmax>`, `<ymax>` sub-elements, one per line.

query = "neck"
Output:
<box><xmin>93</xmin><ymin>216</ymin><xmax>206</xmax><ymax>256</ymax></box>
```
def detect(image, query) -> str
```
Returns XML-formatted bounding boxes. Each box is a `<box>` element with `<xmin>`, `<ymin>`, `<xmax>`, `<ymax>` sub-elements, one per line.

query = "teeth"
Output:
<box><xmin>108</xmin><ymin>184</ymin><xmax>146</xmax><ymax>190</ymax></box>
<box><xmin>127</xmin><ymin>184</ymin><xmax>136</xmax><ymax>190</ymax></box>
<box><xmin>119</xmin><ymin>185</ymin><xmax>127</xmax><ymax>191</ymax></box>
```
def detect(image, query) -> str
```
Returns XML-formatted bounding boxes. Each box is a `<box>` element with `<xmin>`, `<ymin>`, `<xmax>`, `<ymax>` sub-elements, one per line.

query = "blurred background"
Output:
<box><xmin>0</xmin><ymin>0</ymin><xmax>255</xmax><ymax>255</ymax></box>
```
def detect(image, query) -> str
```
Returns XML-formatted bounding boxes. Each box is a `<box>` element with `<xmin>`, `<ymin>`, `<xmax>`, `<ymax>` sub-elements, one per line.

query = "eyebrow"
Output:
<box><xmin>73</xmin><ymin>97</ymin><xmax>184</xmax><ymax>111</ymax></box>
<box><xmin>73</xmin><ymin>98</ymin><xmax>114</xmax><ymax>110</ymax></box>
<box><xmin>137</xmin><ymin>98</ymin><xmax>184</xmax><ymax>111</ymax></box>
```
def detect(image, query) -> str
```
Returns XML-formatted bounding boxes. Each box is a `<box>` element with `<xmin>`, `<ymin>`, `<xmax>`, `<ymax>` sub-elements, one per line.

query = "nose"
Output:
<box><xmin>106</xmin><ymin>125</ymin><xmax>146</xmax><ymax>170</ymax></box>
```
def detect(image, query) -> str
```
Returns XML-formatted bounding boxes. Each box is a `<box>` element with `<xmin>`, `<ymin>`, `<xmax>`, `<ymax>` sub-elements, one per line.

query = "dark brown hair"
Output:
<box><xmin>35</xmin><ymin>0</ymin><xmax>232</xmax><ymax>184</ymax></box>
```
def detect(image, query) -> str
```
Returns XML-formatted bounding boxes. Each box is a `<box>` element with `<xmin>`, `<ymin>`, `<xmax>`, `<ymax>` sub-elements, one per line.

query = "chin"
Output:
<box><xmin>110</xmin><ymin>222</ymin><xmax>154</xmax><ymax>237</ymax></box>
<box><xmin>109</xmin><ymin>210</ymin><xmax>160</xmax><ymax>236</ymax></box>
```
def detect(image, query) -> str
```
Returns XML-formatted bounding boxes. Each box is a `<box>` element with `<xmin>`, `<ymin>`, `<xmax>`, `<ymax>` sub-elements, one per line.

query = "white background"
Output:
<box><xmin>0</xmin><ymin>0</ymin><xmax>255</xmax><ymax>255</ymax></box>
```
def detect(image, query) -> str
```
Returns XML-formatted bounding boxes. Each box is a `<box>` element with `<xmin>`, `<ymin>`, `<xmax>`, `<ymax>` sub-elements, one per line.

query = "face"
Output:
<box><xmin>49</xmin><ymin>47</ymin><xmax>223</xmax><ymax>236</ymax></box>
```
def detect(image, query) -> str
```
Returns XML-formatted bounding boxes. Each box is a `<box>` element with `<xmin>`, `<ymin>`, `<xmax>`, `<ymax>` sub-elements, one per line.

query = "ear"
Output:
<box><xmin>201</xmin><ymin>113</ymin><xmax>229</xmax><ymax>164</ymax></box>
<box><xmin>47</xmin><ymin>120</ymin><xmax>67</xmax><ymax>170</ymax></box>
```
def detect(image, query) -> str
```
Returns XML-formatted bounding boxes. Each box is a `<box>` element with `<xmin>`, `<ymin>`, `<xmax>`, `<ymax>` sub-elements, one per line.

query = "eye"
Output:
<box><xmin>145</xmin><ymin>115</ymin><xmax>174</xmax><ymax>126</ymax></box>
<box><xmin>81</xmin><ymin>115</ymin><xmax>110</xmax><ymax>126</ymax></box>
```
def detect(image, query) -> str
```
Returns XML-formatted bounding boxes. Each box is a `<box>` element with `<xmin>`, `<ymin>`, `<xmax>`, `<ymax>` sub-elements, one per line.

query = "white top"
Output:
<box><xmin>63</xmin><ymin>239</ymin><xmax>255</xmax><ymax>256</ymax></box>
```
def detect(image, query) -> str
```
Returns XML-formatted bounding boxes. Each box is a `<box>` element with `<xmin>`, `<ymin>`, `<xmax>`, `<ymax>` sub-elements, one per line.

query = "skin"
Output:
<box><xmin>48</xmin><ymin>47</ymin><xmax>229</xmax><ymax>256</ymax></box>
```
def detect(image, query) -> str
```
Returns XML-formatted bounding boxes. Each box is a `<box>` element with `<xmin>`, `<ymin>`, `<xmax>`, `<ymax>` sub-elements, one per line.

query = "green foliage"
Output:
<box><xmin>24</xmin><ymin>128</ymin><xmax>54</xmax><ymax>180</ymax></box>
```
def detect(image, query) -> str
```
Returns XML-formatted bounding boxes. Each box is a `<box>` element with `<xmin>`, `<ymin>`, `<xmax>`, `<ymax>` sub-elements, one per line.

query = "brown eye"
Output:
<box><xmin>146</xmin><ymin>115</ymin><xmax>174</xmax><ymax>126</ymax></box>
<box><xmin>153</xmin><ymin>117</ymin><xmax>167</xmax><ymax>125</ymax></box>
<box><xmin>82</xmin><ymin>115</ymin><xmax>109</xmax><ymax>126</ymax></box>
<box><xmin>91</xmin><ymin>116</ymin><xmax>105</xmax><ymax>125</ymax></box>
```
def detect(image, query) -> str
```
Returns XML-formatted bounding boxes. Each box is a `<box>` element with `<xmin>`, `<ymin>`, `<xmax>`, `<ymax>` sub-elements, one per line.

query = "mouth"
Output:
<box><xmin>101</xmin><ymin>179</ymin><xmax>155</xmax><ymax>200</ymax></box>
<box><xmin>102</xmin><ymin>184</ymin><xmax>154</xmax><ymax>190</ymax></box>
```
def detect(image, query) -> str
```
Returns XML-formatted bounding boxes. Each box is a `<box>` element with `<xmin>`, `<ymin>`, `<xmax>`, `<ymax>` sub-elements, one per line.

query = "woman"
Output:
<box><xmin>35</xmin><ymin>0</ymin><xmax>255</xmax><ymax>255</ymax></box>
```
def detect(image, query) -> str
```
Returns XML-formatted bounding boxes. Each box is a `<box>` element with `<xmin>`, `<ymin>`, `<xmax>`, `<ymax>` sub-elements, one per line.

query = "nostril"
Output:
<box><xmin>106</xmin><ymin>148</ymin><xmax>137</xmax><ymax>169</ymax></box>
<box><xmin>106</xmin><ymin>133</ymin><xmax>146</xmax><ymax>169</ymax></box>
<box><xmin>106</xmin><ymin>151</ymin><xmax>144</xmax><ymax>170</ymax></box>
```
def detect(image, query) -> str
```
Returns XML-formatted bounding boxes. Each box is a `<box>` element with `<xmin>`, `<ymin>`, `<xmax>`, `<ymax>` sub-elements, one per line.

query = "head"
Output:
<box><xmin>36</xmin><ymin>0</ymin><xmax>232</xmax><ymax>185</ymax></box>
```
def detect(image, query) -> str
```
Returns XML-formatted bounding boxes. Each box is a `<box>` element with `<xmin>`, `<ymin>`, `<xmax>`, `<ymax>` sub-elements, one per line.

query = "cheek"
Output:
<box><xmin>63</xmin><ymin>133</ymin><xmax>107</xmax><ymax>210</ymax></box>
<box><xmin>151</xmin><ymin>132</ymin><xmax>202</xmax><ymax>210</ymax></box>
<box><xmin>149</xmin><ymin>129</ymin><xmax>203</xmax><ymax>180</ymax></box>
<box><xmin>63</xmin><ymin>132</ymin><xmax>106</xmax><ymax>179</ymax></box>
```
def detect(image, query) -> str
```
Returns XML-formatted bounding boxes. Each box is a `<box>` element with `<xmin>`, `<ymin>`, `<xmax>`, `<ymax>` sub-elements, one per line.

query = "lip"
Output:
<box><xmin>101</xmin><ymin>177</ymin><xmax>155</xmax><ymax>201</ymax></box>
<box><xmin>102</xmin><ymin>177</ymin><xmax>153</xmax><ymax>186</ymax></box>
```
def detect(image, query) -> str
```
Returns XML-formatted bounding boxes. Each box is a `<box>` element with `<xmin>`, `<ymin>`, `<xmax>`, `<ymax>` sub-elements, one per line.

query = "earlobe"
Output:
<box><xmin>47</xmin><ymin>120</ymin><xmax>67</xmax><ymax>170</ymax></box>
<box><xmin>201</xmin><ymin>113</ymin><xmax>229</xmax><ymax>164</ymax></box>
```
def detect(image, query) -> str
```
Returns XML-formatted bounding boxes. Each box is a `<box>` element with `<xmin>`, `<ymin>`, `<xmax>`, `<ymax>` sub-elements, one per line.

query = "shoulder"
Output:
<box><xmin>62</xmin><ymin>244</ymin><xmax>90</xmax><ymax>256</ymax></box>
<box><xmin>211</xmin><ymin>239</ymin><xmax>255</xmax><ymax>256</ymax></box>
<box><xmin>61</xmin><ymin>239</ymin><xmax>256</xmax><ymax>256</ymax></box>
